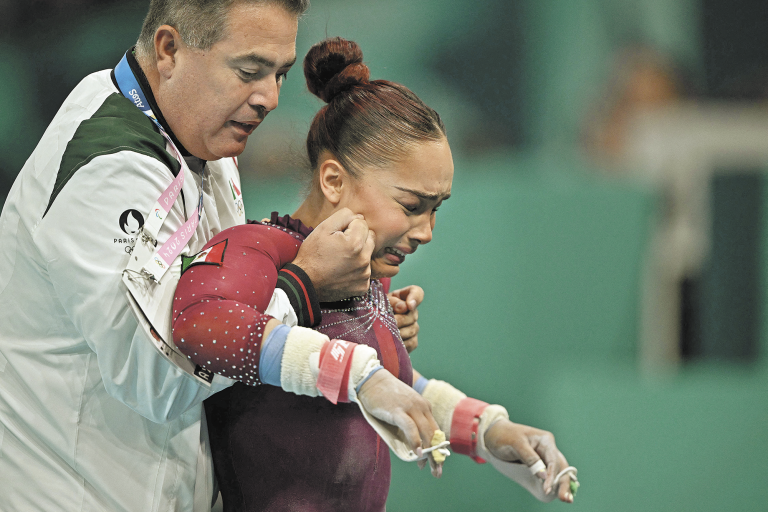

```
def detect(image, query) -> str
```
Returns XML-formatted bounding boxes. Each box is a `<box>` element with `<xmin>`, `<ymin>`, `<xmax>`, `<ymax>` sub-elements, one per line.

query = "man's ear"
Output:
<box><xmin>154</xmin><ymin>25</ymin><xmax>181</xmax><ymax>79</ymax></box>
<box><xmin>317</xmin><ymin>158</ymin><xmax>350</xmax><ymax>206</ymax></box>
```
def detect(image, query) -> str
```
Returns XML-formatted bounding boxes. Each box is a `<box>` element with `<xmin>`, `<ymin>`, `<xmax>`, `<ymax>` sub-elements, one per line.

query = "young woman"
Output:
<box><xmin>173</xmin><ymin>37</ymin><xmax>575</xmax><ymax>512</ymax></box>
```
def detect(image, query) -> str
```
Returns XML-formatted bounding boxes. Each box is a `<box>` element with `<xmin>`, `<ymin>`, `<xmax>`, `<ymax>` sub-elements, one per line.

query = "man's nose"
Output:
<box><xmin>249</xmin><ymin>78</ymin><xmax>280</xmax><ymax>113</ymax></box>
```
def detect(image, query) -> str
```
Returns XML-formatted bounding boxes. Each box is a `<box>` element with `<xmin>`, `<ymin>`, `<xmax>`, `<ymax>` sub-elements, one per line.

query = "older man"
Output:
<box><xmin>0</xmin><ymin>1</ymin><xmax>437</xmax><ymax>510</ymax></box>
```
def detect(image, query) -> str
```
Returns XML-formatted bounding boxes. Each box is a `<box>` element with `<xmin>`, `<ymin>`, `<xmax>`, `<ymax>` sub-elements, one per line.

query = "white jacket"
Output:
<box><xmin>0</xmin><ymin>68</ymin><xmax>281</xmax><ymax>511</ymax></box>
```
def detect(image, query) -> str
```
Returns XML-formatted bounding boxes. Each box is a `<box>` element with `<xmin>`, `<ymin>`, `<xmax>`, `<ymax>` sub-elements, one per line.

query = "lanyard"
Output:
<box><xmin>114</xmin><ymin>52</ymin><xmax>204</xmax><ymax>281</ymax></box>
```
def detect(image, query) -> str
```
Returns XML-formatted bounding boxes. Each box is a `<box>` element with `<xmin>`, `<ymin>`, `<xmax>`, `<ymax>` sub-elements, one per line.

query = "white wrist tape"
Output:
<box><xmin>280</xmin><ymin>326</ymin><xmax>328</xmax><ymax>397</ymax></box>
<box><xmin>280</xmin><ymin>326</ymin><xmax>380</xmax><ymax>402</ymax></box>
<box><xmin>347</xmin><ymin>351</ymin><xmax>380</xmax><ymax>403</ymax></box>
<box><xmin>420</xmin><ymin>379</ymin><xmax>467</xmax><ymax>437</ymax></box>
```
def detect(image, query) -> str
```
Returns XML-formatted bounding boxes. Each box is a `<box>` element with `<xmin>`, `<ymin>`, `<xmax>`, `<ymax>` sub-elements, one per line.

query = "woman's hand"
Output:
<box><xmin>484</xmin><ymin>419</ymin><xmax>575</xmax><ymax>503</ymax></box>
<box><xmin>388</xmin><ymin>285</ymin><xmax>423</xmax><ymax>353</ymax></box>
<box><xmin>357</xmin><ymin>369</ymin><xmax>443</xmax><ymax>477</ymax></box>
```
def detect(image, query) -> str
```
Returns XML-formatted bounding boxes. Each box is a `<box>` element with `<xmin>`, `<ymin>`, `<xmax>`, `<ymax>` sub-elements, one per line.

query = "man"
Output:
<box><xmin>0</xmin><ymin>1</ymin><xmax>436</xmax><ymax>510</ymax></box>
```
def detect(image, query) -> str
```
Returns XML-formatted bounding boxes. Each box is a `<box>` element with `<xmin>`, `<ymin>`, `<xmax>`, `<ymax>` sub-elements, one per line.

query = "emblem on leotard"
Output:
<box><xmin>180</xmin><ymin>239</ymin><xmax>229</xmax><ymax>274</ymax></box>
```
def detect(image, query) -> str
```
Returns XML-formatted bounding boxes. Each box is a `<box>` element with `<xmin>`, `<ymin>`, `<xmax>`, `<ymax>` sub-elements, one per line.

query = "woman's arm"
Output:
<box><xmin>412</xmin><ymin>369</ymin><xmax>577</xmax><ymax>503</ymax></box>
<box><xmin>173</xmin><ymin>223</ymin><xmax>443</xmax><ymax>456</ymax></box>
<box><xmin>173</xmin><ymin>223</ymin><xmax>309</xmax><ymax>382</ymax></box>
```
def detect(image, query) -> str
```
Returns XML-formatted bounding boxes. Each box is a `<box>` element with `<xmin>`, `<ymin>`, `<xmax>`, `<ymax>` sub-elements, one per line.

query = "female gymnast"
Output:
<box><xmin>172</xmin><ymin>37</ymin><xmax>575</xmax><ymax>512</ymax></box>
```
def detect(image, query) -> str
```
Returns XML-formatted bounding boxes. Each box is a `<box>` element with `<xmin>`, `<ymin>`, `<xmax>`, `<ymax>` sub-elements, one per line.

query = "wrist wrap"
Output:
<box><xmin>279</xmin><ymin>326</ymin><xmax>380</xmax><ymax>403</ymax></box>
<box><xmin>316</xmin><ymin>339</ymin><xmax>356</xmax><ymax>404</ymax></box>
<box><xmin>450</xmin><ymin>397</ymin><xmax>491</xmax><ymax>463</ymax></box>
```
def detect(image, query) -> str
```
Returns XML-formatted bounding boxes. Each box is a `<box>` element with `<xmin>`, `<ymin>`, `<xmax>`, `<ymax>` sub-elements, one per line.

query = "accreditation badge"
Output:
<box><xmin>122</xmin><ymin>233</ymin><xmax>216</xmax><ymax>385</ymax></box>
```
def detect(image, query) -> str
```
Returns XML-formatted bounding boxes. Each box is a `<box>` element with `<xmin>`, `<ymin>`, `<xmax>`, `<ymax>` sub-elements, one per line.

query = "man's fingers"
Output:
<box><xmin>403</xmin><ymin>285</ymin><xmax>424</xmax><ymax>310</ymax></box>
<box><xmin>344</xmin><ymin>218</ymin><xmax>370</xmax><ymax>247</ymax></box>
<box><xmin>390</xmin><ymin>298</ymin><xmax>408</xmax><ymax>315</ymax></box>
<box><xmin>363</xmin><ymin>227</ymin><xmax>376</xmax><ymax>258</ymax></box>
<box><xmin>394</xmin><ymin>309</ymin><xmax>416</xmax><ymax>328</ymax></box>
<box><xmin>390</xmin><ymin>286</ymin><xmax>425</xmax><ymax>309</ymax></box>
<box><xmin>321</xmin><ymin>207</ymin><xmax>362</xmax><ymax>232</ymax></box>
<box><xmin>398</xmin><ymin>323</ymin><xmax>418</xmax><ymax>340</ymax></box>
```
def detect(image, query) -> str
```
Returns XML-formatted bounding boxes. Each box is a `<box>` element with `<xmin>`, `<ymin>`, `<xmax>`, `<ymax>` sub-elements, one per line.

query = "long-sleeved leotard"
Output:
<box><xmin>172</xmin><ymin>213</ymin><xmax>412</xmax><ymax>512</ymax></box>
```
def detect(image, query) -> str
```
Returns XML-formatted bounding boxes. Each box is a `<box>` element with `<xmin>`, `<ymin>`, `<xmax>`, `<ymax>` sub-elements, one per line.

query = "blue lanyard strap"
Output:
<box><xmin>114</xmin><ymin>52</ymin><xmax>162</xmax><ymax>131</ymax></box>
<box><xmin>114</xmin><ymin>51</ymin><xmax>204</xmax><ymax>222</ymax></box>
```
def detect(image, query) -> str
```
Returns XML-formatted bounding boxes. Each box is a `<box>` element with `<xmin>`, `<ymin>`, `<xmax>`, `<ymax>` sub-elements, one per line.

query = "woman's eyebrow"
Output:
<box><xmin>394</xmin><ymin>186</ymin><xmax>451</xmax><ymax>201</ymax></box>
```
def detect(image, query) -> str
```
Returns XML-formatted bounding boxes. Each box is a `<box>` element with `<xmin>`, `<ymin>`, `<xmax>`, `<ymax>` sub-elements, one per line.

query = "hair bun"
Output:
<box><xmin>304</xmin><ymin>37</ymin><xmax>370</xmax><ymax>103</ymax></box>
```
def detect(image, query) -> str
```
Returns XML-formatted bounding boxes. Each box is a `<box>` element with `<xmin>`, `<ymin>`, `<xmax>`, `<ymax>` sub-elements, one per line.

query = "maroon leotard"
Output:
<box><xmin>172</xmin><ymin>214</ymin><xmax>413</xmax><ymax>512</ymax></box>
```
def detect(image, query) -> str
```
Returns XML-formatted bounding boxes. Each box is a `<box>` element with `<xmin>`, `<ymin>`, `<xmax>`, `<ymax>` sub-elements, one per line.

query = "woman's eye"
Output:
<box><xmin>401</xmin><ymin>203</ymin><xmax>419</xmax><ymax>213</ymax></box>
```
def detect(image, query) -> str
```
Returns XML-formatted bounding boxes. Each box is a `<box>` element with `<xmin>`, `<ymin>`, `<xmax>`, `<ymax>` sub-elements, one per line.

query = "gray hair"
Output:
<box><xmin>136</xmin><ymin>0</ymin><xmax>309</xmax><ymax>61</ymax></box>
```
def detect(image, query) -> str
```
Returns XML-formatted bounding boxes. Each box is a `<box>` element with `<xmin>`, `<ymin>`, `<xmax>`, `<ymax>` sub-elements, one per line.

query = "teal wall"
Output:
<box><xmin>243</xmin><ymin>156</ymin><xmax>768</xmax><ymax>512</ymax></box>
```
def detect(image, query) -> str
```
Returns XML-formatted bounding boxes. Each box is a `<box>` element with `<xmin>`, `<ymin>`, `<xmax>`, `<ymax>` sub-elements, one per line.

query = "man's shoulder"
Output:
<box><xmin>64</xmin><ymin>92</ymin><xmax>177</xmax><ymax>172</ymax></box>
<box><xmin>45</xmin><ymin>90</ymin><xmax>180</xmax><ymax>216</ymax></box>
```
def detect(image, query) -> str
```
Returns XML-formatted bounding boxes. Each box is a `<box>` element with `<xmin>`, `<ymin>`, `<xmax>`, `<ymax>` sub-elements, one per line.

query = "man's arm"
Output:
<box><xmin>291</xmin><ymin>209</ymin><xmax>375</xmax><ymax>302</ymax></box>
<box><xmin>388</xmin><ymin>285</ymin><xmax>424</xmax><ymax>353</ymax></box>
<box><xmin>38</xmin><ymin>150</ymin><xmax>215</xmax><ymax>422</ymax></box>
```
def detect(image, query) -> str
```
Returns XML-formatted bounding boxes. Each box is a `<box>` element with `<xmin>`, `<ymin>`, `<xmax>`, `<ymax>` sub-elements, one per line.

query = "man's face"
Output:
<box><xmin>157</xmin><ymin>2</ymin><xmax>298</xmax><ymax>161</ymax></box>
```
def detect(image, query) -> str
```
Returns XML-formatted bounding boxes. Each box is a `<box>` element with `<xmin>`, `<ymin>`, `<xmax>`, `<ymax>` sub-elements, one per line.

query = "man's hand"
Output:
<box><xmin>357</xmin><ymin>369</ymin><xmax>443</xmax><ymax>477</ymax></box>
<box><xmin>388</xmin><ymin>285</ymin><xmax>423</xmax><ymax>353</ymax></box>
<box><xmin>293</xmin><ymin>208</ymin><xmax>375</xmax><ymax>302</ymax></box>
<box><xmin>484</xmin><ymin>419</ymin><xmax>575</xmax><ymax>503</ymax></box>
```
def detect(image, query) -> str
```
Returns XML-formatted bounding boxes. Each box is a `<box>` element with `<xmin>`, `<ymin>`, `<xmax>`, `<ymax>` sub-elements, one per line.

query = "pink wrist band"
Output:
<box><xmin>316</xmin><ymin>339</ymin><xmax>357</xmax><ymax>404</ymax></box>
<box><xmin>450</xmin><ymin>397</ymin><xmax>490</xmax><ymax>463</ymax></box>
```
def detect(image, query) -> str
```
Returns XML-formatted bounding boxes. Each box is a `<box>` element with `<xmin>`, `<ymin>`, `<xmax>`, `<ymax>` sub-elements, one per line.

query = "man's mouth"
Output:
<box><xmin>230</xmin><ymin>120</ymin><xmax>258</xmax><ymax>135</ymax></box>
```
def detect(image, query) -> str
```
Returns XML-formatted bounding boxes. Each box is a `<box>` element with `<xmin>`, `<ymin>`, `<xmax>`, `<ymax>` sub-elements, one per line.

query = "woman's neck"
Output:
<box><xmin>291</xmin><ymin>191</ymin><xmax>335</xmax><ymax>230</ymax></box>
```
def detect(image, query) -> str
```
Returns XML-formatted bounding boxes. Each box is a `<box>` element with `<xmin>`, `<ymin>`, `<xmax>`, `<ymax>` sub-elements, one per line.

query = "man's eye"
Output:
<box><xmin>238</xmin><ymin>69</ymin><xmax>259</xmax><ymax>80</ymax></box>
<box><xmin>277</xmin><ymin>72</ymin><xmax>289</xmax><ymax>84</ymax></box>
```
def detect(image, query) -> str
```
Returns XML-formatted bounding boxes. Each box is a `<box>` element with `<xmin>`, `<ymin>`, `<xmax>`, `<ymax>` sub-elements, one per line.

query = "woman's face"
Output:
<box><xmin>340</xmin><ymin>138</ymin><xmax>454</xmax><ymax>278</ymax></box>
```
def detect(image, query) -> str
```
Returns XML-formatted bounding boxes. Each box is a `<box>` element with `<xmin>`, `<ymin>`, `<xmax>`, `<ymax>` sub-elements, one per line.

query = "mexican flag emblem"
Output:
<box><xmin>181</xmin><ymin>239</ymin><xmax>228</xmax><ymax>274</ymax></box>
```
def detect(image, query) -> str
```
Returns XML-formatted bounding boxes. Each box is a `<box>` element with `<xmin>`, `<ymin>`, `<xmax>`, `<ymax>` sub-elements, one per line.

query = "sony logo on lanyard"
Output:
<box><xmin>114</xmin><ymin>52</ymin><xmax>204</xmax><ymax>282</ymax></box>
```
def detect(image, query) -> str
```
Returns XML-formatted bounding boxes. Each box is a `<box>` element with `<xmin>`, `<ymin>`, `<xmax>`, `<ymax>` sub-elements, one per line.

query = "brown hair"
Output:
<box><xmin>136</xmin><ymin>0</ymin><xmax>309</xmax><ymax>61</ymax></box>
<box><xmin>303</xmin><ymin>37</ymin><xmax>446</xmax><ymax>178</ymax></box>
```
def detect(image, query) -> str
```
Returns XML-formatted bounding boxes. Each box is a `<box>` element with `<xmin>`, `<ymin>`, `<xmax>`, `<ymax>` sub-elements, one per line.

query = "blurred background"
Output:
<box><xmin>2</xmin><ymin>0</ymin><xmax>768</xmax><ymax>510</ymax></box>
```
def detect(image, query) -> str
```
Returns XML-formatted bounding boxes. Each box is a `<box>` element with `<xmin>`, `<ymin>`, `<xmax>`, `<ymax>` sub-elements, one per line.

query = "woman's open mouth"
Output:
<box><xmin>383</xmin><ymin>247</ymin><xmax>406</xmax><ymax>264</ymax></box>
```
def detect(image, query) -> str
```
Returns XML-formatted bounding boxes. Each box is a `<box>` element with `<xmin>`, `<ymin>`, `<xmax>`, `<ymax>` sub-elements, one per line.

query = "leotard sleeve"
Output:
<box><xmin>172</xmin><ymin>222</ymin><xmax>311</xmax><ymax>385</ymax></box>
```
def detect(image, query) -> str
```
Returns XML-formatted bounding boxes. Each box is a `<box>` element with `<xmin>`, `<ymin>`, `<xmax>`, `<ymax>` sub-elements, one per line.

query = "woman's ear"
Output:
<box><xmin>154</xmin><ymin>25</ymin><xmax>180</xmax><ymax>79</ymax></box>
<box><xmin>317</xmin><ymin>157</ymin><xmax>349</xmax><ymax>205</ymax></box>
